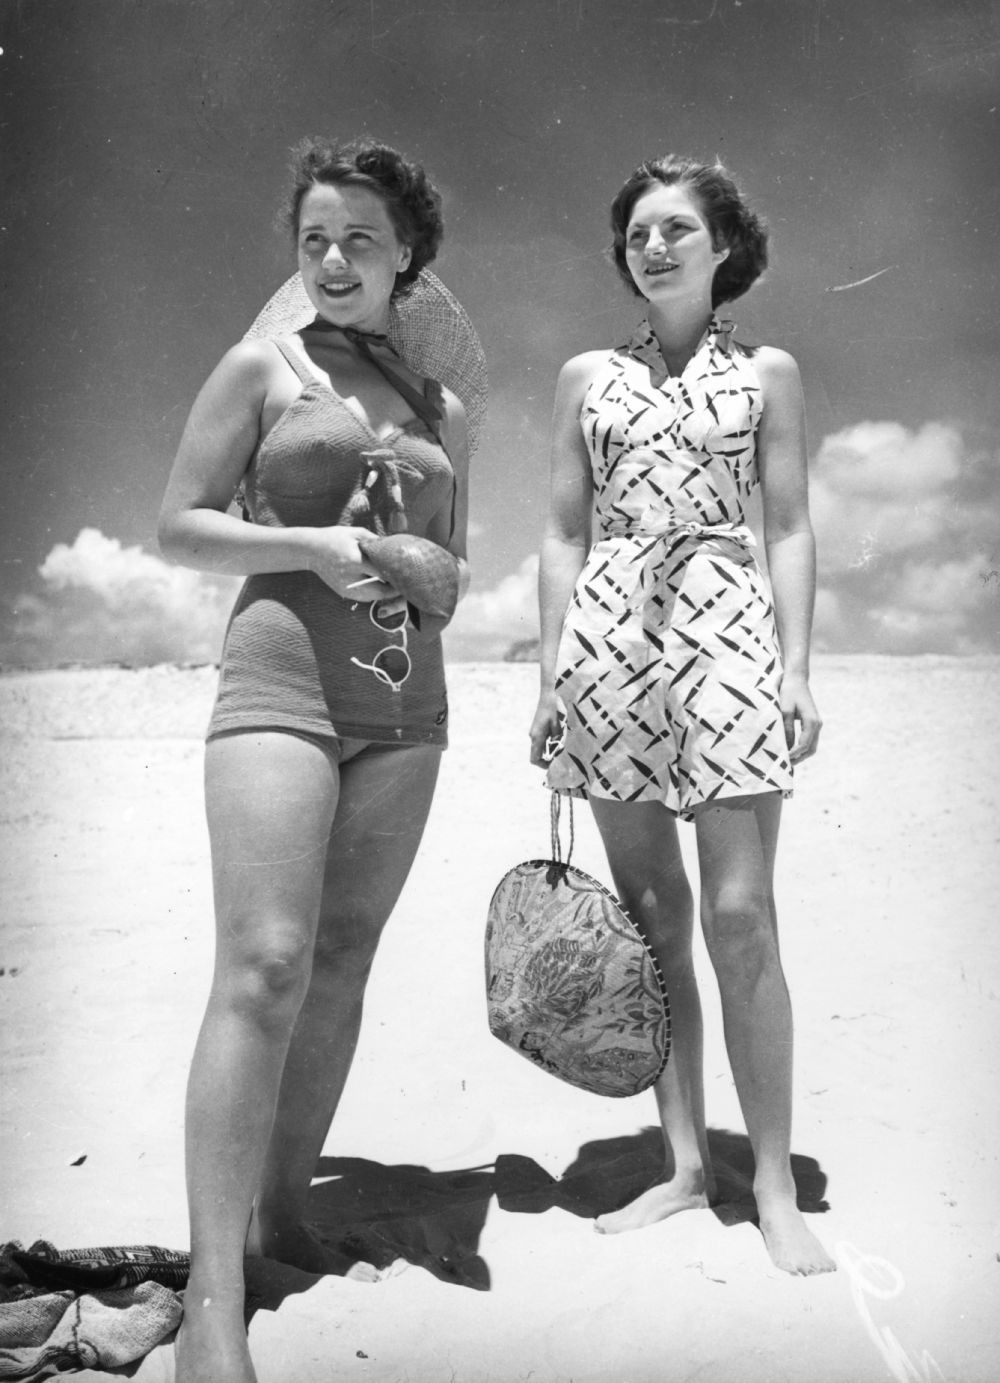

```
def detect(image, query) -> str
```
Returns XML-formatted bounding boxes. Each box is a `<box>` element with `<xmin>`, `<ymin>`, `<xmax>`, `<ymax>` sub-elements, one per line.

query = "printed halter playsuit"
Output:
<box><xmin>546</xmin><ymin>316</ymin><xmax>793</xmax><ymax>820</ymax></box>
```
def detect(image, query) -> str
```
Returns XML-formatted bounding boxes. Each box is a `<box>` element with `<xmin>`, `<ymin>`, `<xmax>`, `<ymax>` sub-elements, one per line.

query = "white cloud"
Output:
<box><xmin>811</xmin><ymin>422</ymin><xmax>999</xmax><ymax>653</ymax></box>
<box><xmin>814</xmin><ymin>421</ymin><xmax>962</xmax><ymax>498</ymax></box>
<box><xmin>449</xmin><ymin>419</ymin><xmax>1000</xmax><ymax>662</ymax></box>
<box><xmin>5</xmin><ymin>416</ymin><xmax>998</xmax><ymax>671</ymax></box>
<box><xmin>1</xmin><ymin>528</ymin><xmax>240</xmax><ymax>668</ymax></box>
<box><xmin>2</xmin><ymin>526</ymin><xmax>539</xmax><ymax>670</ymax></box>
<box><xmin>443</xmin><ymin>553</ymin><xmax>539</xmax><ymax>661</ymax></box>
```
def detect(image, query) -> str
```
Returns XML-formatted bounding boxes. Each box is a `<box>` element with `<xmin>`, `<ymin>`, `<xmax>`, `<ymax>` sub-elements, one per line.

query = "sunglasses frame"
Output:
<box><xmin>350</xmin><ymin>601</ymin><xmax>412</xmax><ymax>692</ymax></box>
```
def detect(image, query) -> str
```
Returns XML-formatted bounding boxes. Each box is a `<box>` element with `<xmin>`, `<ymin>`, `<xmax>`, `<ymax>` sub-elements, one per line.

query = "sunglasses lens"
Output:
<box><xmin>372</xmin><ymin>646</ymin><xmax>411</xmax><ymax>684</ymax></box>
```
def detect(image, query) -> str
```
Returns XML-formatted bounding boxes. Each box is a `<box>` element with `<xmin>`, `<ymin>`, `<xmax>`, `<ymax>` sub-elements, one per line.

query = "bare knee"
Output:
<box><xmin>613</xmin><ymin>874</ymin><xmax>695</xmax><ymax>975</ymax></box>
<box><xmin>701</xmin><ymin>890</ymin><xmax>778</xmax><ymax>991</ymax></box>
<box><xmin>216</xmin><ymin>923</ymin><xmax>314</xmax><ymax>1031</ymax></box>
<box><xmin>310</xmin><ymin>909</ymin><xmax>386</xmax><ymax>989</ymax></box>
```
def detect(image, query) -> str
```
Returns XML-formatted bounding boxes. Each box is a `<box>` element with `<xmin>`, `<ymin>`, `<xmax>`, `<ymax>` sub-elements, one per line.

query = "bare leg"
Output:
<box><xmin>253</xmin><ymin>744</ymin><xmax>441</xmax><ymax>1275</ymax></box>
<box><xmin>588</xmin><ymin>798</ymin><xmax>715</xmax><ymax>1234</ymax></box>
<box><xmin>696</xmin><ymin>793</ymin><xmax>834</xmax><ymax>1275</ymax></box>
<box><xmin>176</xmin><ymin>732</ymin><xmax>341</xmax><ymax>1383</ymax></box>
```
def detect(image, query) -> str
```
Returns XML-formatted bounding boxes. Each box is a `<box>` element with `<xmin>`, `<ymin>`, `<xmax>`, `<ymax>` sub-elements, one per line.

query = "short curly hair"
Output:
<box><xmin>285</xmin><ymin>137</ymin><xmax>444</xmax><ymax>297</ymax></box>
<box><xmin>610</xmin><ymin>156</ymin><xmax>769</xmax><ymax>308</ymax></box>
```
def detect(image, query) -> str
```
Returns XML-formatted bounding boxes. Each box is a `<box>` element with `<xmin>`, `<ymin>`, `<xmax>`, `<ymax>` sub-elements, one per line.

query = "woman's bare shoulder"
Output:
<box><xmin>207</xmin><ymin>337</ymin><xmax>288</xmax><ymax>393</ymax></box>
<box><xmin>748</xmin><ymin>343</ymin><xmax>801</xmax><ymax>384</ymax></box>
<box><xmin>560</xmin><ymin>348</ymin><xmax>614</xmax><ymax>378</ymax></box>
<box><xmin>556</xmin><ymin>348</ymin><xmax>614</xmax><ymax>399</ymax></box>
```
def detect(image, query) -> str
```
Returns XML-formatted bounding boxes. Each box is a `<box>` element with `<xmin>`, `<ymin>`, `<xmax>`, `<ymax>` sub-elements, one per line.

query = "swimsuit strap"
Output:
<box><xmin>271</xmin><ymin>338</ymin><xmax>318</xmax><ymax>385</ymax></box>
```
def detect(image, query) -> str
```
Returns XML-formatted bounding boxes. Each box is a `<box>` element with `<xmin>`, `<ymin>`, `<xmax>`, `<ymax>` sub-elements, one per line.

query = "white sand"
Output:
<box><xmin>2</xmin><ymin>657</ymin><xmax>998</xmax><ymax>1381</ymax></box>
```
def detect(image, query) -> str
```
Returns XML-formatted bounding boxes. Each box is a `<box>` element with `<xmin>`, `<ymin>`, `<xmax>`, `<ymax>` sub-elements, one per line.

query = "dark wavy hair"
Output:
<box><xmin>610</xmin><ymin>156</ymin><xmax>768</xmax><ymax>307</ymax></box>
<box><xmin>285</xmin><ymin>137</ymin><xmax>444</xmax><ymax>297</ymax></box>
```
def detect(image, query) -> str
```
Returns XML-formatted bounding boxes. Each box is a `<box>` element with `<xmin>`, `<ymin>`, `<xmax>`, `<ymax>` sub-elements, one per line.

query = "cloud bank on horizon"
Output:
<box><xmin>2</xmin><ymin>529</ymin><xmax>242</xmax><ymax>669</ymax></box>
<box><xmin>2</xmin><ymin>421</ymin><xmax>997</xmax><ymax>669</ymax></box>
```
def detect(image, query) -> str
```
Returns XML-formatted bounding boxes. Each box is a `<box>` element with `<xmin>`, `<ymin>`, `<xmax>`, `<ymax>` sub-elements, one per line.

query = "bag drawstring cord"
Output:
<box><xmin>549</xmin><ymin>791</ymin><xmax>575</xmax><ymax>869</ymax></box>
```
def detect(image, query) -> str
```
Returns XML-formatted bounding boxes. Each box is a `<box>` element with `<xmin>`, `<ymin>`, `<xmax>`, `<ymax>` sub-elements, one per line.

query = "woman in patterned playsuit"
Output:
<box><xmin>529</xmin><ymin>156</ymin><xmax>835</xmax><ymax>1275</ymax></box>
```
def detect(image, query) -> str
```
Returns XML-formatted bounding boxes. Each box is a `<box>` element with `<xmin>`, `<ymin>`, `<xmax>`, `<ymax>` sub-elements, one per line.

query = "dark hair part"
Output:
<box><xmin>285</xmin><ymin>137</ymin><xmax>444</xmax><ymax>296</ymax></box>
<box><xmin>610</xmin><ymin>155</ymin><xmax>768</xmax><ymax>307</ymax></box>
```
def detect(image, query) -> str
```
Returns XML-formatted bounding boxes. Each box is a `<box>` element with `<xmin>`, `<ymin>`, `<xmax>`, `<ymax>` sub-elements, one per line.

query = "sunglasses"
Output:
<box><xmin>350</xmin><ymin>601</ymin><xmax>411</xmax><ymax>692</ymax></box>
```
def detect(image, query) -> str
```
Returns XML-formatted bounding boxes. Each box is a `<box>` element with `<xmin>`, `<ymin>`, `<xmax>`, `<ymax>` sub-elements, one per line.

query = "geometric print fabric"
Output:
<box><xmin>547</xmin><ymin>317</ymin><xmax>793</xmax><ymax>819</ymax></box>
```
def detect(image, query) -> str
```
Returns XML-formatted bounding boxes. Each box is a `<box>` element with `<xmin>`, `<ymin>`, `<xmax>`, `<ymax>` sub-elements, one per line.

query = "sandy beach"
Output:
<box><xmin>2</xmin><ymin>656</ymin><xmax>998</xmax><ymax>1382</ymax></box>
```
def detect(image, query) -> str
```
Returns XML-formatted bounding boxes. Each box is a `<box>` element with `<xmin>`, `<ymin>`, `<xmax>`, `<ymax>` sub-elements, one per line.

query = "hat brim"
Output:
<box><xmin>244</xmin><ymin>270</ymin><xmax>487</xmax><ymax>453</ymax></box>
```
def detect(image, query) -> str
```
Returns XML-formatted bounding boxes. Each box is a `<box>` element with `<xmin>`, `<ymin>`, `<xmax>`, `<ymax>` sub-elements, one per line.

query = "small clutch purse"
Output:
<box><xmin>356</xmin><ymin>530</ymin><xmax>460</xmax><ymax>634</ymax></box>
<box><xmin>485</xmin><ymin>794</ymin><xmax>671</xmax><ymax>1098</ymax></box>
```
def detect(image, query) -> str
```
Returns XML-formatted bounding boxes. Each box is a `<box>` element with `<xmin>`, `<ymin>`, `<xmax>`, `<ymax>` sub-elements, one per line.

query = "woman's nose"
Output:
<box><xmin>645</xmin><ymin>228</ymin><xmax>667</xmax><ymax>256</ymax></box>
<box><xmin>323</xmin><ymin>241</ymin><xmax>349</xmax><ymax>268</ymax></box>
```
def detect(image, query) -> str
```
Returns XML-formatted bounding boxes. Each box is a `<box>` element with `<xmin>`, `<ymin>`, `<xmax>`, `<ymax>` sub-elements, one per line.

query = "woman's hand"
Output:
<box><xmin>780</xmin><ymin>672</ymin><xmax>822</xmax><ymax>763</ymax></box>
<box><xmin>529</xmin><ymin>689</ymin><xmax>565</xmax><ymax>768</ymax></box>
<box><xmin>306</xmin><ymin>525</ymin><xmax>398</xmax><ymax>603</ymax></box>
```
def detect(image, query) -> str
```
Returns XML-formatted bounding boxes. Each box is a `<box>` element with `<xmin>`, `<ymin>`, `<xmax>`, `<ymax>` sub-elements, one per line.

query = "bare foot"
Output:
<box><xmin>250</xmin><ymin>1208</ymin><xmax>381</xmax><ymax>1282</ymax></box>
<box><xmin>594</xmin><ymin>1173</ymin><xmax>712</xmax><ymax>1235</ymax></box>
<box><xmin>757</xmin><ymin>1197</ymin><xmax>836</xmax><ymax>1275</ymax></box>
<box><xmin>174</xmin><ymin>1294</ymin><xmax>256</xmax><ymax>1383</ymax></box>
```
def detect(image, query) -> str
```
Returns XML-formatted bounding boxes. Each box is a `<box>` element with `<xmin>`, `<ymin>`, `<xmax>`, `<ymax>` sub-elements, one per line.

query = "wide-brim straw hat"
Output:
<box><xmin>244</xmin><ymin>269</ymin><xmax>488</xmax><ymax>453</ymax></box>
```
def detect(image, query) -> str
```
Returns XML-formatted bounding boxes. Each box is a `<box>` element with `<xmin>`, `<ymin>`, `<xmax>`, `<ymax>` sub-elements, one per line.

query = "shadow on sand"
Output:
<box><xmin>243</xmin><ymin>1129</ymin><xmax>829</xmax><ymax>1318</ymax></box>
<box><xmin>518</xmin><ymin>1126</ymin><xmax>831</xmax><ymax>1228</ymax></box>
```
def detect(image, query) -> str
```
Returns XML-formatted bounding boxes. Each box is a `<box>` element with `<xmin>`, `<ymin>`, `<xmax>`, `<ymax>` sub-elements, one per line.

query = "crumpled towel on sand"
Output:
<box><xmin>0</xmin><ymin>1280</ymin><xmax>182</xmax><ymax>1380</ymax></box>
<box><xmin>2</xmin><ymin>1243</ymin><xmax>189</xmax><ymax>1296</ymax></box>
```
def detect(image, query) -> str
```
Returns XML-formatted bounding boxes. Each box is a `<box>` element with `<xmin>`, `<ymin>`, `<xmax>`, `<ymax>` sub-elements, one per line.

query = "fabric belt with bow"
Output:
<box><xmin>602</xmin><ymin>519</ymin><xmax>756</xmax><ymax>547</ymax></box>
<box><xmin>595</xmin><ymin>520</ymin><xmax>757</xmax><ymax>634</ymax></box>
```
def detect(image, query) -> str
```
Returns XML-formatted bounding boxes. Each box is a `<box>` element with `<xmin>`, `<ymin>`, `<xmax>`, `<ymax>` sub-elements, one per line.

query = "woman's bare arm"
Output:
<box><xmin>424</xmin><ymin>386</ymin><xmax>472</xmax><ymax>600</ymax></box>
<box><xmin>528</xmin><ymin>351</ymin><xmax>603</xmax><ymax>764</ymax></box>
<box><xmin>756</xmin><ymin>345</ymin><xmax>821</xmax><ymax>761</ymax></box>
<box><xmin>157</xmin><ymin>340</ymin><xmax>393</xmax><ymax>600</ymax></box>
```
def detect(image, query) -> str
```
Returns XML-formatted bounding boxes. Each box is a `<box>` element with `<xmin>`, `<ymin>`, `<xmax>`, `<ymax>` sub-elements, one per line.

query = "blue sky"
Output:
<box><xmin>1</xmin><ymin>0</ymin><xmax>998</xmax><ymax>664</ymax></box>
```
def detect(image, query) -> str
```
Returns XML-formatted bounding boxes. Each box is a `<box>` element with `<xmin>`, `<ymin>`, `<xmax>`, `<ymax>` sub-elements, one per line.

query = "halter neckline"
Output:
<box><xmin>626</xmin><ymin>314</ymin><xmax>735</xmax><ymax>387</ymax></box>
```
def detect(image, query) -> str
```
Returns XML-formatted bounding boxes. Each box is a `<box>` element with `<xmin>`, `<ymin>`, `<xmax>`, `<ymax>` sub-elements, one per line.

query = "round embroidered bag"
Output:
<box><xmin>485</xmin><ymin>796</ymin><xmax>671</xmax><ymax>1098</ymax></box>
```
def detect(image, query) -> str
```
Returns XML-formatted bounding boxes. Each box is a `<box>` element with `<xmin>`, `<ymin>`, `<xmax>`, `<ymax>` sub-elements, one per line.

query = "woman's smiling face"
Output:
<box><xmin>296</xmin><ymin>182</ymin><xmax>412</xmax><ymax>332</ymax></box>
<box><xmin>624</xmin><ymin>182</ymin><xmax>728</xmax><ymax>306</ymax></box>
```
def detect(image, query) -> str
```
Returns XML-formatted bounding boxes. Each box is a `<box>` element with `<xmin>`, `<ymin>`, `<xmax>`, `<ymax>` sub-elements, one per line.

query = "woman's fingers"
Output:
<box><xmin>791</xmin><ymin>714</ymin><xmax>822</xmax><ymax>763</ymax></box>
<box><xmin>527</xmin><ymin>720</ymin><xmax>550</xmax><ymax>767</ymax></box>
<box><xmin>781</xmin><ymin>678</ymin><xmax>822</xmax><ymax>764</ymax></box>
<box><xmin>373</xmin><ymin>593</ymin><xmax>406</xmax><ymax>617</ymax></box>
<box><xmin>789</xmin><ymin>706</ymin><xmax>822</xmax><ymax>763</ymax></box>
<box><xmin>528</xmin><ymin>704</ymin><xmax>564</xmax><ymax>767</ymax></box>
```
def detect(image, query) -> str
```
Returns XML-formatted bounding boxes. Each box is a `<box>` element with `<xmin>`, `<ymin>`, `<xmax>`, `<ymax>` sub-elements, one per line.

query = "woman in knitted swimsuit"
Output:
<box><xmin>159</xmin><ymin>138</ymin><xmax>470</xmax><ymax>1383</ymax></box>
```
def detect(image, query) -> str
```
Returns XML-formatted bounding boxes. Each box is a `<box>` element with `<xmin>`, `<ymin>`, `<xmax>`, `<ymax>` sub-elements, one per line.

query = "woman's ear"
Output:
<box><xmin>399</xmin><ymin>244</ymin><xmax>413</xmax><ymax>271</ymax></box>
<box><xmin>713</xmin><ymin>243</ymin><xmax>730</xmax><ymax>263</ymax></box>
